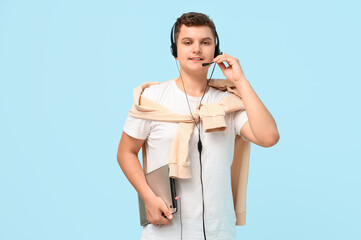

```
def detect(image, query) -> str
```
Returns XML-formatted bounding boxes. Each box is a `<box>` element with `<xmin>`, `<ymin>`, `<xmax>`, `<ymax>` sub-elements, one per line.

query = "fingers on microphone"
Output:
<box><xmin>217</xmin><ymin>61</ymin><xmax>227</xmax><ymax>71</ymax></box>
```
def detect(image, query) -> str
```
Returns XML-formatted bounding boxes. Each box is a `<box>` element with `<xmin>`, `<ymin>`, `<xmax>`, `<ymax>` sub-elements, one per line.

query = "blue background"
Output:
<box><xmin>1</xmin><ymin>0</ymin><xmax>360</xmax><ymax>239</ymax></box>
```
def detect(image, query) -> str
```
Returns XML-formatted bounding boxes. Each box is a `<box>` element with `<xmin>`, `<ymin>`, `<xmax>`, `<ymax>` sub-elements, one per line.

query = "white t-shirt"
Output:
<box><xmin>123</xmin><ymin>79</ymin><xmax>249</xmax><ymax>240</ymax></box>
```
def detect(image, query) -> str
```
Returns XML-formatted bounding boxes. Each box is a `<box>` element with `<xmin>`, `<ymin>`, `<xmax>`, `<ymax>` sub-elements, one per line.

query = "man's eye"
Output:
<box><xmin>203</xmin><ymin>41</ymin><xmax>210</xmax><ymax>45</ymax></box>
<box><xmin>184</xmin><ymin>41</ymin><xmax>191</xmax><ymax>45</ymax></box>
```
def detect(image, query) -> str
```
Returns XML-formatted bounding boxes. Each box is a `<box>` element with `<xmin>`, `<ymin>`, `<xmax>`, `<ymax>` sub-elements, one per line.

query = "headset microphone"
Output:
<box><xmin>202</xmin><ymin>62</ymin><xmax>214</xmax><ymax>67</ymax></box>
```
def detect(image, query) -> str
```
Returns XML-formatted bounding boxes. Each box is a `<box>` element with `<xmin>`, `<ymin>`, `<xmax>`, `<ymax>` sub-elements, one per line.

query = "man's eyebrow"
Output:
<box><xmin>181</xmin><ymin>37</ymin><xmax>213</xmax><ymax>41</ymax></box>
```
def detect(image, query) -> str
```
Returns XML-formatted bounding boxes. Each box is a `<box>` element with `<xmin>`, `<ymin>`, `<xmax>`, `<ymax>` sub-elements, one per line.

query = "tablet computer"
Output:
<box><xmin>138</xmin><ymin>164</ymin><xmax>178</xmax><ymax>226</ymax></box>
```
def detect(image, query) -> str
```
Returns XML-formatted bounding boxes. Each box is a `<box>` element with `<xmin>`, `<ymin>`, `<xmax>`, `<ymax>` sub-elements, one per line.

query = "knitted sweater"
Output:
<box><xmin>129</xmin><ymin>79</ymin><xmax>251</xmax><ymax>226</ymax></box>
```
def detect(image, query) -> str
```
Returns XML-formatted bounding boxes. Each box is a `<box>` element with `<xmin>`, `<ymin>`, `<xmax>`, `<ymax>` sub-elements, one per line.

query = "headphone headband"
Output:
<box><xmin>170</xmin><ymin>23</ymin><xmax>222</xmax><ymax>58</ymax></box>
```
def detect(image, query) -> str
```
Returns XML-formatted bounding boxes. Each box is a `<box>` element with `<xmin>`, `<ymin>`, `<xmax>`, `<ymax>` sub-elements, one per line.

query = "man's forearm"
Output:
<box><xmin>234</xmin><ymin>77</ymin><xmax>279</xmax><ymax>143</ymax></box>
<box><xmin>117</xmin><ymin>153</ymin><xmax>156</xmax><ymax>203</ymax></box>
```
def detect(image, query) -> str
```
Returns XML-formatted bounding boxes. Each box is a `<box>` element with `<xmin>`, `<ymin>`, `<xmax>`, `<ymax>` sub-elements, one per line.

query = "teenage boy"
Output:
<box><xmin>117</xmin><ymin>12</ymin><xmax>279</xmax><ymax>240</ymax></box>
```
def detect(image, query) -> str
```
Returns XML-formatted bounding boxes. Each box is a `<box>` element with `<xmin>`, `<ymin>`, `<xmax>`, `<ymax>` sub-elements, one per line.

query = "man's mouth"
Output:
<box><xmin>189</xmin><ymin>57</ymin><xmax>204</xmax><ymax>61</ymax></box>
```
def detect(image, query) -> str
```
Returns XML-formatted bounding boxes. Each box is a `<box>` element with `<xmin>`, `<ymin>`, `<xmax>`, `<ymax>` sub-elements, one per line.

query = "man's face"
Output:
<box><xmin>176</xmin><ymin>25</ymin><xmax>216</xmax><ymax>72</ymax></box>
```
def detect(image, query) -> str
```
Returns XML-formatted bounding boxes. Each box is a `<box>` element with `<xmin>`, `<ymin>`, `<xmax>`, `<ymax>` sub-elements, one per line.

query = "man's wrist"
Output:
<box><xmin>141</xmin><ymin>188</ymin><xmax>157</xmax><ymax>204</ymax></box>
<box><xmin>234</xmin><ymin>76</ymin><xmax>249</xmax><ymax>88</ymax></box>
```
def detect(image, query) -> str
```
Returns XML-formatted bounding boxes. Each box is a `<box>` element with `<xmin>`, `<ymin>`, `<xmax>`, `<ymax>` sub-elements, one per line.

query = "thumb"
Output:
<box><xmin>161</xmin><ymin>204</ymin><xmax>173</xmax><ymax>220</ymax></box>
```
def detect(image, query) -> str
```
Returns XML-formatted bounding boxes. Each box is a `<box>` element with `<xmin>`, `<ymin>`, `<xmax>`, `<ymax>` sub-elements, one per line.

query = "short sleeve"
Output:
<box><xmin>123</xmin><ymin>115</ymin><xmax>151</xmax><ymax>140</ymax></box>
<box><xmin>234</xmin><ymin>110</ymin><xmax>249</xmax><ymax>141</ymax></box>
<box><xmin>122</xmin><ymin>84</ymin><xmax>155</xmax><ymax>140</ymax></box>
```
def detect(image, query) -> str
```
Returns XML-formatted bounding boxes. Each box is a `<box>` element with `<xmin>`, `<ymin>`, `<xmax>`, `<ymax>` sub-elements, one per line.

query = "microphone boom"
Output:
<box><xmin>202</xmin><ymin>62</ymin><xmax>214</xmax><ymax>67</ymax></box>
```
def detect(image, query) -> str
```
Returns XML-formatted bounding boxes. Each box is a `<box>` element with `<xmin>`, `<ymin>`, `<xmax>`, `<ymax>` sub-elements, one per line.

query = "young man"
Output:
<box><xmin>117</xmin><ymin>12</ymin><xmax>279</xmax><ymax>240</ymax></box>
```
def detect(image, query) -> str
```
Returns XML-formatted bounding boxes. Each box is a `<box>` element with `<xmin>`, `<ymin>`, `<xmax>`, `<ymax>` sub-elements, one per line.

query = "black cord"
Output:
<box><xmin>174</xmin><ymin>60</ymin><xmax>216</xmax><ymax>240</ymax></box>
<box><xmin>197</xmin><ymin>135</ymin><xmax>206</xmax><ymax>240</ymax></box>
<box><xmin>178</xmin><ymin>197</ymin><xmax>182</xmax><ymax>240</ymax></box>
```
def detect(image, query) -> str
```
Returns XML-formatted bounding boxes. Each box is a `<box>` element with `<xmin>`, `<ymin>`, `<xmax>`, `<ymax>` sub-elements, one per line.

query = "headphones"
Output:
<box><xmin>170</xmin><ymin>23</ymin><xmax>222</xmax><ymax>58</ymax></box>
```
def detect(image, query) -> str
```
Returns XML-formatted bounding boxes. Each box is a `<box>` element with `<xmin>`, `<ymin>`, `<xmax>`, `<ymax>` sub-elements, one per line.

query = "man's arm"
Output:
<box><xmin>236</xmin><ymin>79</ymin><xmax>280</xmax><ymax>147</ymax></box>
<box><xmin>240</xmin><ymin>120</ymin><xmax>276</xmax><ymax>147</ymax></box>
<box><xmin>213</xmin><ymin>54</ymin><xmax>280</xmax><ymax>147</ymax></box>
<box><xmin>117</xmin><ymin>132</ymin><xmax>173</xmax><ymax>225</ymax></box>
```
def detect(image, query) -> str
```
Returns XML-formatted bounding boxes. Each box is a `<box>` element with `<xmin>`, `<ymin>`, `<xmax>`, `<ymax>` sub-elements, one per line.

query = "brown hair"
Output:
<box><xmin>173</xmin><ymin>12</ymin><xmax>217</xmax><ymax>44</ymax></box>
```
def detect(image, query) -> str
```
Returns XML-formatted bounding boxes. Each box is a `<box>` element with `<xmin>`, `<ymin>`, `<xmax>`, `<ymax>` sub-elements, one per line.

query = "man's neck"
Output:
<box><xmin>175</xmin><ymin>69</ymin><xmax>210</xmax><ymax>97</ymax></box>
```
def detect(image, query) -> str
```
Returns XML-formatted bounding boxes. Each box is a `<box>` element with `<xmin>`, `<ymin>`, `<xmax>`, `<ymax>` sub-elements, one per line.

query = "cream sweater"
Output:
<box><xmin>129</xmin><ymin>79</ymin><xmax>251</xmax><ymax>226</ymax></box>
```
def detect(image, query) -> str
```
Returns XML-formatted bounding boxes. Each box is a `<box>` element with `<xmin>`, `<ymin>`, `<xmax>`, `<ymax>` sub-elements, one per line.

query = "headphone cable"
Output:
<box><xmin>175</xmin><ymin>60</ymin><xmax>216</xmax><ymax>240</ymax></box>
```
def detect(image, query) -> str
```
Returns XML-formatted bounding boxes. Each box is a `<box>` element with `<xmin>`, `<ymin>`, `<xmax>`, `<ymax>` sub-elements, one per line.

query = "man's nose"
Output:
<box><xmin>192</xmin><ymin>42</ymin><xmax>201</xmax><ymax>53</ymax></box>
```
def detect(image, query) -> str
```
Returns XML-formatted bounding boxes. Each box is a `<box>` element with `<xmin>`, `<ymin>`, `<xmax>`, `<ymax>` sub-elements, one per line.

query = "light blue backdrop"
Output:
<box><xmin>1</xmin><ymin>0</ymin><xmax>360</xmax><ymax>239</ymax></box>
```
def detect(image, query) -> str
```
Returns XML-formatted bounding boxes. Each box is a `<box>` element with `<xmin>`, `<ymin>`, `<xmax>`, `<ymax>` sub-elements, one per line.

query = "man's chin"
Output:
<box><xmin>182</xmin><ymin>63</ymin><xmax>208</xmax><ymax>71</ymax></box>
<box><xmin>183</xmin><ymin>66</ymin><xmax>207</xmax><ymax>74</ymax></box>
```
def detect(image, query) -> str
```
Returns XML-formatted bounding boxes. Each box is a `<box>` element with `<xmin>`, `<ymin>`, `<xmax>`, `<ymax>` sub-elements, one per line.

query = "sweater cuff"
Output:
<box><xmin>201</xmin><ymin>115</ymin><xmax>227</xmax><ymax>132</ymax></box>
<box><xmin>168</xmin><ymin>163</ymin><xmax>192</xmax><ymax>179</ymax></box>
<box><xmin>235</xmin><ymin>212</ymin><xmax>246</xmax><ymax>226</ymax></box>
<box><xmin>199</xmin><ymin>102</ymin><xmax>227</xmax><ymax>132</ymax></box>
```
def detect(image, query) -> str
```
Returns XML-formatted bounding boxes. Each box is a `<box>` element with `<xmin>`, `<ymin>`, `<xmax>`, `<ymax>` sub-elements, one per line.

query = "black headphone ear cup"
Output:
<box><xmin>172</xmin><ymin>44</ymin><xmax>177</xmax><ymax>58</ymax></box>
<box><xmin>214</xmin><ymin>31</ymin><xmax>221</xmax><ymax>58</ymax></box>
<box><xmin>170</xmin><ymin>24</ymin><xmax>177</xmax><ymax>58</ymax></box>
<box><xmin>214</xmin><ymin>45</ymin><xmax>221</xmax><ymax>58</ymax></box>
